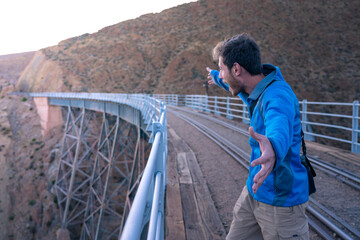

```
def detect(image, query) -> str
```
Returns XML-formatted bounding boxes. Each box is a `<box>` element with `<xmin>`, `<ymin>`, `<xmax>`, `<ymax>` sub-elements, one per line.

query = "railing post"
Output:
<box><xmin>205</xmin><ymin>95</ymin><xmax>210</xmax><ymax>113</ymax></box>
<box><xmin>160</xmin><ymin>102</ymin><xmax>167</xmax><ymax>188</ymax></box>
<box><xmin>226</xmin><ymin>97</ymin><xmax>233</xmax><ymax>119</ymax></box>
<box><xmin>194</xmin><ymin>96</ymin><xmax>198</xmax><ymax>110</ymax></box>
<box><xmin>154</xmin><ymin>98</ymin><xmax>157</xmax><ymax>115</ymax></box>
<box><xmin>195</xmin><ymin>95</ymin><xmax>198</xmax><ymax>110</ymax></box>
<box><xmin>195</xmin><ymin>96</ymin><xmax>198</xmax><ymax>111</ymax></box>
<box><xmin>242</xmin><ymin>102</ymin><xmax>249</xmax><ymax>124</ymax></box>
<box><xmin>214</xmin><ymin>96</ymin><xmax>220</xmax><ymax>116</ymax></box>
<box><xmin>352</xmin><ymin>100</ymin><xmax>359</xmax><ymax>153</ymax></box>
<box><xmin>302</xmin><ymin>100</ymin><xmax>309</xmax><ymax>139</ymax></box>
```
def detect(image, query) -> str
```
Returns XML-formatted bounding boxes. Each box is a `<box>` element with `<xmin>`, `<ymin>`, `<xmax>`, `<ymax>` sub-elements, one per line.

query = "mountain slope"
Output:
<box><xmin>16</xmin><ymin>0</ymin><xmax>360</xmax><ymax>102</ymax></box>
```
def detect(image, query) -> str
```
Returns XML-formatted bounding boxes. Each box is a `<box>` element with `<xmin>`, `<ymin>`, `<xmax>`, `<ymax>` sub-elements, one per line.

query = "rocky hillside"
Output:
<box><xmin>15</xmin><ymin>0</ymin><xmax>359</xmax><ymax>103</ymax></box>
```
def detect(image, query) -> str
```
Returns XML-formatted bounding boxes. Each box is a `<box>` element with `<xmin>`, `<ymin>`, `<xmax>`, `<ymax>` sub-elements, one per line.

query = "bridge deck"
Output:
<box><xmin>165</xmin><ymin>109</ymin><xmax>360</xmax><ymax>240</ymax></box>
<box><xmin>166</xmin><ymin>126</ymin><xmax>226</xmax><ymax>240</ymax></box>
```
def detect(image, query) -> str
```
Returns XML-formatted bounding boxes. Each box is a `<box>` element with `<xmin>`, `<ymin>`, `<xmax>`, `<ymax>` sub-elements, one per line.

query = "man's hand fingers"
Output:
<box><xmin>249</xmin><ymin>127</ymin><xmax>263</xmax><ymax>143</ymax></box>
<box><xmin>252</xmin><ymin>168</ymin><xmax>271</xmax><ymax>193</ymax></box>
<box><xmin>251</xmin><ymin>156</ymin><xmax>264</xmax><ymax>167</ymax></box>
<box><xmin>254</xmin><ymin>167</ymin><xmax>271</xmax><ymax>183</ymax></box>
<box><xmin>252</xmin><ymin>176</ymin><xmax>264</xmax><ymax>193</ymax></box>
<box><xmin>206</xmin><ymin>67</ymin><xmax>212</xmax><ymax>72</ymax></box>
<box><xmin>252</xmin><ymin>181</ymin><xmax>262</xmax><ymax>193</ymax></box>
<box><xmin>251</xmin><ymin>154</ymin><xmax>267</xmax><ymax>167</ymax></box>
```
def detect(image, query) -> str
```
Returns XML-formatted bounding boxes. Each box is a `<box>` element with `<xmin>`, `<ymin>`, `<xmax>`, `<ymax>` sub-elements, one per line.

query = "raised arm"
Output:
<box><xmin>206</xmin><ymin>67</ymin><xmax>230</xmax><ymax>92</ymax></box>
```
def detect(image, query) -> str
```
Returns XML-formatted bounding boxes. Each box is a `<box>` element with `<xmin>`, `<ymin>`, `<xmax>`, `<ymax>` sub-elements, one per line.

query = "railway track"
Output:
<box><xmin>169</xmin><ymin>106</ymin><xmax>360</xmax><ymax>240</ymax></box>
<box><xmin>171</xmin><ymin>106</ymin><xmax>360</xmax><ymax>191</ymax></box>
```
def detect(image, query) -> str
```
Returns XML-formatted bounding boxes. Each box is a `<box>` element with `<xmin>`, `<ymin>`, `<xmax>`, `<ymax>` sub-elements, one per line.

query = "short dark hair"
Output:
<box><xmin>219</xmin><ymin>33</ymin><xmax>262</xmax><ymax>75</ymax></box>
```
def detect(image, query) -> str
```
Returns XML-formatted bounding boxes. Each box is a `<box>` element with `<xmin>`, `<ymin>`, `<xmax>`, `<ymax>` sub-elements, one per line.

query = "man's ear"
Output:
<box><xmin>232</xmin><ymin>62</ymin><xmax>241</xmax><ymax>76</ymax></box>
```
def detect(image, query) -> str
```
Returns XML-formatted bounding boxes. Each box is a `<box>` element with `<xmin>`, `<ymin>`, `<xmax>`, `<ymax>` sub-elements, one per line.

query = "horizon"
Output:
<box><xmin>0</xmin><ymin>0</ymin><xmax>196</xmax><ymax>56</ymax></box>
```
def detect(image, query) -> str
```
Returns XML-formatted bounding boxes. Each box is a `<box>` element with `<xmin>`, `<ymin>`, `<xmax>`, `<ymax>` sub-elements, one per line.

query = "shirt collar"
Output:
<box><xmin>248</xmin><ymin>64</ymin><xmax>277</xmax><ymax>101</ymax></box>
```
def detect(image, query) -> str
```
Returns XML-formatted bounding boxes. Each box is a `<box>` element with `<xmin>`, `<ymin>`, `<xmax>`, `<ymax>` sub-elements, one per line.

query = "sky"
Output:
<box><xmin>0</xmin><ymin>0</ymin><xmax>196</xmax><ymax>56</ymax></box>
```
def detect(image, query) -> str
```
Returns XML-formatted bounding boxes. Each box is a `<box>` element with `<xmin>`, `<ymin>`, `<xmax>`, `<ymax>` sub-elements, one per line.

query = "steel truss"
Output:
<box><xmin>55</xmin><ymin>104</ymin><xmax>150</xmax><ymax>239</ymax></box>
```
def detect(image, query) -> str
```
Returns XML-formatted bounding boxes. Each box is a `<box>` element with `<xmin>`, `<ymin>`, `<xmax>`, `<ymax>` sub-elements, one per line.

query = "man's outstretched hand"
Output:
<box><xmin>249</xmin><ymin>127</ymin><xmax>276</xmax><ymax>194</ymax></box>
<box><xmin>206</xmin><ymin>67</ymin><xmax>215</xmax><ymax>85</ymax></box>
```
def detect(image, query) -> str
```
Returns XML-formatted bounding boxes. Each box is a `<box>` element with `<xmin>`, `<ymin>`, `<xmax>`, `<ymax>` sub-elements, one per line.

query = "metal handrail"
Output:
<box><xmin>120</xmin><ymin>105</ymin><xmax>167</xmax><ymax>240</ymax></box>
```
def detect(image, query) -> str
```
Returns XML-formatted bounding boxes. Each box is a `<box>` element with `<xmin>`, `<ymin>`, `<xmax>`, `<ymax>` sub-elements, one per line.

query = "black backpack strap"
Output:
<box><xmin>249</xmin><ymin>100</ymin><xmax>257</xmax><ymax>118</ymax></box>
<box><xmin>301</xmin><ymin>130</ymin><xmax>316</xmax><ymax>177</ymax></box>
<box><xmin>300</xmin><ymin>129</ymin><xmax>307</xmax><ymax>156</ymax></box>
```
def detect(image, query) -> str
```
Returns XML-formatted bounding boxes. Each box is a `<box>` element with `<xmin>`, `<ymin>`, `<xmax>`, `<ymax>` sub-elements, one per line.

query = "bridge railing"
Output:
<box><xmin>24</xmin><ymin>92</ymin><xmax>167</xmax><ymax>239</ymax></box>
<box><xmin>155</xmin><ymin>94</ymin><xmax>359</xmax><ymax>154</ymax></box>
<box><xmin>120</xmin><ymin>100</ymin><xmax>167</xmax><ymax>240</ymax></box>
<box><xmin>299</xmin><ymin>100</ymin><xmax>360</xmax><ymax>153</ymax></box>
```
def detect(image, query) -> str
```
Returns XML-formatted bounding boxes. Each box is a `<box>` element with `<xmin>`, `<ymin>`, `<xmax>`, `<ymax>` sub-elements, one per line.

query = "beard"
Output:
<box><xmin>228</xmin><ymin>71</ymin><xmax>246</xmax><ymax>96</ymax></box>
<box><xmin>230</xmin><ymin>86</ymin><xmax>245</xmax><ymax>96</ymax></box>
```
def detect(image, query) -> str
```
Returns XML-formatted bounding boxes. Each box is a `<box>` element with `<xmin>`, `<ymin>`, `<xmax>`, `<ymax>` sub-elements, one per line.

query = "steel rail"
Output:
<box><xmin>308</xmin><ymin>156</ymin><xmax>360</xmax><ymax>191</ymax></box>
<box><xmin>170</xmin><ymin>110</ymin><xmax>250</xmax><ymax>169</ymax></box>
<box><xmin>170</xmin><ymin>106</ymin><xmax>360</xmax><ymax>191</ymax></box>
<box><xmin>307</xmin><ymin>218</ymin><xmax>334</xmax><ymax>240</ymax></box>
<box><xmin>310</xmin><ymin>198</ymin><xmax>360</xmax><ymax>238</ymax></box>
<box><xmin>311</xmin><ymin>156</ymin><xmax>360</xmax><ymax>182</ymax></box>
<box><xmin>170</xmin><ymin>106</ymin><xmax>249</xmax><ymax>135</ymax></box>
<box><xmin>169</xmin><ymin>108</ymin><xmax>357</xmax><ymax>240</ymax></box>
<box><xmin>306</xmin><ymin>207</ymin><xmax>353</xmax><ymax>240</ymax></box>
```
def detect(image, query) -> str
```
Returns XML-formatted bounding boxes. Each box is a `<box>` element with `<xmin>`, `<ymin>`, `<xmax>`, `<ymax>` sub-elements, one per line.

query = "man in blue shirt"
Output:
<box><xmin>207</xmin><ymin>33</ymin><xmax>309</xmax><ymax>240</ymax></box>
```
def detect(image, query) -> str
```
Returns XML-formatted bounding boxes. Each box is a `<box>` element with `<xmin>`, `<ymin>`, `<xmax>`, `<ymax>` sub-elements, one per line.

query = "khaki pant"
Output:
<box><xmin>226</xmin><ymin>186</ymin><xmax>309</xmax><ymax>240</ymax></box>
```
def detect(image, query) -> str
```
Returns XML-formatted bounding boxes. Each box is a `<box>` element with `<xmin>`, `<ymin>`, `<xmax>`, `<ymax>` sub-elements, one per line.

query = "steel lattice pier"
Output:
<box><xmin>55</xmin><ymin>105</ymin><xmax>151</xmax><ymax>239</ymax></box>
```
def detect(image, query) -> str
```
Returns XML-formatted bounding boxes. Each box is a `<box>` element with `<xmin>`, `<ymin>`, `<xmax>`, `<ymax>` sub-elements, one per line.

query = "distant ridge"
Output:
<box><xmin>0</xmin><ymin>51</ymin><xmax>35</xmax><ymax>86</ymax></box>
